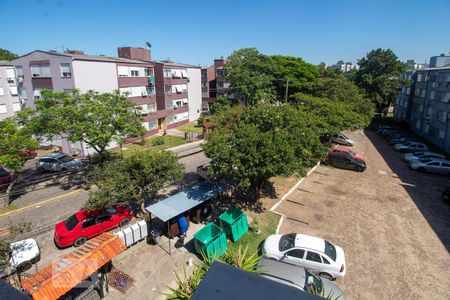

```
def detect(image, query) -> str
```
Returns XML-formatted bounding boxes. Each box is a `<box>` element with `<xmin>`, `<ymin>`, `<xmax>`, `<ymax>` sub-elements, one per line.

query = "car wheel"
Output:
<box><xmin>73</xmin><ymin>237</ymin><xmax>87</xmax><ymax>247</ymax></box>
<box><xmin>36</xmin><ymin>167</ymin><xmax>44</xmax><ymax>173</ymax></box>
<box><xmin>318</xmin><ymin>272</ymin><xmax>334</xmax><ymax>281</ymax></box>
<box><xmin>119</xmin><ymin>218</ymin><xmax>130</xmax><ymax>227</ymax></box>
<box><xmin>418</xmin><ymin>167</ymin><xmax>425</xmax><ymax>172</ymax></box>
<box><xmin>17</xmin><ymin>261</ymin><xmax>32</xmax><ymax>273</ymax></box>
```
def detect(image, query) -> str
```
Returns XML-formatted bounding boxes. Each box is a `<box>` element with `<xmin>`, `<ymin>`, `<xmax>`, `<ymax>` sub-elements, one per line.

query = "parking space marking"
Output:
<box><xmin>285</xmin><ymin>216</ymin><xmax>309</xmax><ymax>225</ymax></box>
<box><xmin>286</xmin><ymin>199</ymin><xmax>305</xmax><ymax>206</ymax></box>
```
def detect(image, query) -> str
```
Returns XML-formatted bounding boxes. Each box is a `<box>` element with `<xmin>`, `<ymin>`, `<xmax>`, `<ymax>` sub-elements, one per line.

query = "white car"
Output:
<box><xmin>331</xmin><ymin>133</ymin><xmax>354</xmax><ymax>146</ymax></box>
<box><xmin>262</xmin><ymin>233</ymin><xmax>346</xmax><ymax>280</ymax></box>
<box><xmin>410</xmin><ymin>158</ymin><xmax>450</xmax><ymax>175</ymax></box>
<box><xmin>404</xmin><ymin>152</ymin><xmax>446</xmax><ymax>164</ymax></box>
<box><xmin>393</xmin><ymin>142</ymin><xmax>428</xmax><ymax>153</ymax></box>
<box><xmin>8</xmin><ymin>238</ymin><xmax>40</xmax><ymax>273</ymax></box>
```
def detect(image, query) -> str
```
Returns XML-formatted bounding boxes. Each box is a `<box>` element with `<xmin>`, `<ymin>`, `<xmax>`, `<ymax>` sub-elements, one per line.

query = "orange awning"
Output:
<box><xmin>21</xmin><ymin>233</ymin><xmax>125</xmax><ymax>300</ymax></box>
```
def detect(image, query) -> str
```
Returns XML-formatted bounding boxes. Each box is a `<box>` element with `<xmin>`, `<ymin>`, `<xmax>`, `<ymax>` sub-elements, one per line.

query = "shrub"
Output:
<box><xmin>152</xmin><ymin>136</ymin><xmax>165</xmax><ymax>146</ymax></box>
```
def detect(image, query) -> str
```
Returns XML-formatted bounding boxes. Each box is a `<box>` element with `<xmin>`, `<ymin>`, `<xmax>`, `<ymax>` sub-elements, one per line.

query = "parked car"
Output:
<box><xmin>410</xmin><ymin>158</ymin><xmax>450</xmax><ymax>175</ymax></box>
<box><xmin>330</xmin><ymin>146</ymin><xmax>365</xmax><ymax>160</ymax></box>
<box><xmin>404</xmin><ymin>152</ymin><xmax>446</xmax><ymax>164</ymax></box>
<box><xmin>1</xmin><ymin>238</ymin><xmax>40</xmax><ymax>278</ymax></box>
<box><xmin>376</xmin><ymin>125</ymin><xmax>392</xmax><ymax>134</ymax></box>
<box><xmin>36</xmin><ymin>153</ymin><xmax>85</xmax><ymax>172</ymax></box>
<box><xmin>0</xmin><ymin>167</ymin><xmax>13</xmax><ymax>185</ymax></box>
<box><xmin>403</xmin><ymin>151</ymin><xmax>444</xmax><ymax>161</ymax></box>
<box><xmin>323</xmin><ymin>150</ymin><xmax>366</xmax><ymax>172</ymax></box>
<box><xmin>393</xmin><ymin>142</ymin><xmax>428</xmax><ymax>153</ymax></box>
<box><xmin>330</xmin><ymin>133</ymin><xmax>354</xmax><ymax>146</ymax></box>
<box><xmin>390</xmin><ymin>137</ymin><xmax>410</xmax><ymax>145</ymax></box>
<box><xmin>381</xmin><ymin>129</ymin><xmax>398</xmax><ymax>137</ymax></box>
<box><xmin>262</xmin><ymin>233</ymin><xmax>346</xmax><ymax>280</ymax></box>
<box><xmin>54</xmin><ymin>204</ymin><xmax>135</xmax><ymax>248</ymax></box>
<box><xmin>442</xmin><ymin>187</ymin><xmax>450</xmax><ymax>202</ymax></box>
<box><xmin>386</xmin><ymin>132</ymin><xmax>403</xmax><ymax>141</ymax></box>
<box><xmin>257</xmin><ymin>258</ymin><xmax>346</xmax><ymax>299</ymax></box>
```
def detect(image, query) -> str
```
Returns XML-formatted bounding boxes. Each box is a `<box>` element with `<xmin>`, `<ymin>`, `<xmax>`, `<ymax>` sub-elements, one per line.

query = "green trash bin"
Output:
<box><xmin>219</xmin><ymin>207</ymin><xmax>249</xmax><ymax>242</ymax></box>
<box><xmin>193</xmin><ymin>223</ymin><xmax>228</xmax><ymax>258</ymax></box>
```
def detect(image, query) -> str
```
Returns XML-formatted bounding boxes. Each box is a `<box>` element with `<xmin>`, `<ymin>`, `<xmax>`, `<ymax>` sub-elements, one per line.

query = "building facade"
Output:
<box><xmin>12</xmin><ymin>47</ymin><xmax>201</xmax><ymax>155</ymax></box>
<box><xmin>0</xmin><ymin>61</ymin><xmax>22</xmax><ymax>120</ymax></box>
<box><xmin>394</xmin><ymin>65</ymin><xmax>450</xmax><ymax>154</ymax></box>
<box><xmin>201</xmin><ymin>58</ymin><xmax>229</xmax><ymax>112</ymax></box>
<box><xmin>332</xmin><ymin>60</ymin><xmax>359</xmax><ymax>72</ymax></box>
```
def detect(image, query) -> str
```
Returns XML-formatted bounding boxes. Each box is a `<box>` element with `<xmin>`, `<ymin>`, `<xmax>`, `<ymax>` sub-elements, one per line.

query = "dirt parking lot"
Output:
<box><xmin>275</xmin><ymin>129</ymin><xmax>450</xmax><ymax>299</ymax></box>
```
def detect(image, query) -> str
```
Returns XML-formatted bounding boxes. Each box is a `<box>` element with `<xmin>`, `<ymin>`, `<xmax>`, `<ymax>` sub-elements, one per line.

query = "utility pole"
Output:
<box><xmin>284</xmin><ymin>78</ymin><xmax>289</xmax><ymax>102</ymax></box>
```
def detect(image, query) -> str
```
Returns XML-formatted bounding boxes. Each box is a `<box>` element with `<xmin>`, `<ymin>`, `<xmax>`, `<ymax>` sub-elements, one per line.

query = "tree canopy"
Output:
<box><xmin>0</xmin><ymin>48</ymin><xmax>18</xmax><ymax>61</ymax></box>
<box><xmin>22</xmin><ymin>89</ymin><xmax>145</xmax><ymax>159</ymax></box>
<box><xmin>85</xmin><ymin>150</ymin><xmax>184</xmax><ymax>209</ymax></box>
<box><xmin>354</xmin><ymin>48</ymin><xmax>407</xmax><ymax>115</ymax></box>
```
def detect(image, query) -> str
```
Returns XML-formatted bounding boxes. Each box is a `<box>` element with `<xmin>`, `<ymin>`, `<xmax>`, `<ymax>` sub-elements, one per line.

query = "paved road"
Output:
<box><xmin>0</xmin><ymin>150</ymin><xmax>209</xmax><ymax>231</ymax></box>
<box><xmin>274</xmin><ymin>130</ymin><xmax>450</xmax><ymax>299</ymax></box>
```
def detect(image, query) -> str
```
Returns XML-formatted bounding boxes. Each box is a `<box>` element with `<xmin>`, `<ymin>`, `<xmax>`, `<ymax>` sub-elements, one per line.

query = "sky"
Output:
<box><xmin>3</xmin><ymin>0</ymin><xmax>450</xmax><ymax>66</ymax></box>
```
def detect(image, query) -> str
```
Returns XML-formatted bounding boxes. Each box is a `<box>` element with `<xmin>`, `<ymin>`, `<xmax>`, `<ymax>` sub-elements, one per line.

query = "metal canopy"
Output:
<box><xmin>145</xmin><ymin>181</ymin><xmax>227</xmax><ymax>222</ymax></box>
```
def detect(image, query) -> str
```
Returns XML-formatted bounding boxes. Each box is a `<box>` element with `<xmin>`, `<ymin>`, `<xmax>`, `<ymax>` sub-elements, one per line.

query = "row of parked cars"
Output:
<box><xmin>322</xmin><ymin>133</ymin><xmax>367</xmax><ymax>172</ymax></box>
<box><xmin>377</xmin><ymin>125</ymin><xmax>450</xmax><ymax>176</ymax></box>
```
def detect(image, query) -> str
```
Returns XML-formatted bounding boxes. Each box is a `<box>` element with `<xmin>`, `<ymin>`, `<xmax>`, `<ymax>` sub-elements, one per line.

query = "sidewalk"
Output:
<box><xmin>167</xmin><ymin>139</ymin><xmax>204</xmax><ymax>157</ymax></box>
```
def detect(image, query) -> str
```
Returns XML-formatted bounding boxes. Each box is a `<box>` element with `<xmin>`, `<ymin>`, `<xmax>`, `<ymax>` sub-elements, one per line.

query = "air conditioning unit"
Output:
<box><xmin>141</xmin><ymin>91</ymin><xmax>148</xmax><ymax>97</ymax></box>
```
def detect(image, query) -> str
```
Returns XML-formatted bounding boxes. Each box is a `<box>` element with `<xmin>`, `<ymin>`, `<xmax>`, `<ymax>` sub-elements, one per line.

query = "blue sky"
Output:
<box><xmin>3</xmin><ymin>0</ymin><xmax>449</xmax><ymax>66</ymax></box>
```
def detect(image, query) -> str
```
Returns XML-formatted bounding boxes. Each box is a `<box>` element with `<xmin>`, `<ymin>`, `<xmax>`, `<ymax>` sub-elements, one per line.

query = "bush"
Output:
<box><xmin>152</xmin><ymin>136</ymin><xmax>165</xmax><ymax>146</ymax></box>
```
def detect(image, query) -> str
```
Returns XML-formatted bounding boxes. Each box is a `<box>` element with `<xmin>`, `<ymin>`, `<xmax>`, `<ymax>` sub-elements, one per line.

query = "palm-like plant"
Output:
<box><xmin>307</xmin><ymin>284</ymin><xmax>342</xmax><ymax>300</ymax></box>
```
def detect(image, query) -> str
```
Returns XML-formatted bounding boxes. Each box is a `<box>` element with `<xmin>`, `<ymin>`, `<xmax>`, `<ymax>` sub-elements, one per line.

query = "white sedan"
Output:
<box><xmin>404</xmin><ymin>152</ymin><xmax>446</xmax><ymax>164</ymax></box>
<box><xmin>262</xmin><ymin>233</ymin><xmax>346</xmax><ymax>280</ymax></box>
<box><xmin>8</xmin><ymin>238</ymin><xmax>40</xmax><ymax>273</ymax></box>
<box><xmin>410</xmin><ymin>158</ymin><xmax>450</xmax><ymax>175</ymax></box>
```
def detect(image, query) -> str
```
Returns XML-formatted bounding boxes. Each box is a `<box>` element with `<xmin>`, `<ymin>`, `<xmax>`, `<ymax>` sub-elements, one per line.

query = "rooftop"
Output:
<box><xmin>0</xmin><ymin>60</ymin><xmax>13</xmax><ymax>66</ymax></box>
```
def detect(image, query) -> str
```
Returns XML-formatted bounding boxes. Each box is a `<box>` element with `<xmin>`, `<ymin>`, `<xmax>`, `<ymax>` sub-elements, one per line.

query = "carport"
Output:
<box><xmin>145</xmin><ymin>180</ymin><xmax>229</xmax><ymax>254</ymax></box>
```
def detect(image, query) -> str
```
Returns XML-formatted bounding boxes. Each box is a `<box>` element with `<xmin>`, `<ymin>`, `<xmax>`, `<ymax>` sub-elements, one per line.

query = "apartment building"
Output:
<box><xmin>12</xmin><ymin>46</ymin><xmax>201</xmax><ymax>155</ymax></box>
<box><xmin>332</xmin><ymin>60</ymin><xmax>359</xmax><ymax>72</ymax></box>
<box><xmin>0</xmin><ymin>61</ymin><xmax>21</xmax><ymax>120</ymax></box>
<box><xmin>201</xmin><ymin>58</ymin><xmax>229</xmax><ymax>112</ymax></box>
<box><xmin>394</xmin><ymin>64</ymin><xmax>450</xmax><ymax>154</ymax></box>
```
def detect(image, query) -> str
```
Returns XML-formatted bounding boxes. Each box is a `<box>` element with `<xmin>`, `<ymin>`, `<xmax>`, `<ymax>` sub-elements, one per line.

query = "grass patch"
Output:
<box><xmin>0</xmin><ymin>204</ymin><xmax>18</xmax><ymax>216</ymax></box>
<box><xmin>176</xmin><ymin>122</ymin><xmax>203</xmax><ymax>135</ymax></box>
<box><xmin>234</xmin><ymin>211</ymin><xmax>279</xmax><ymax>255</ymax></box>
<box><xmin>114</xmin><ymin>135</ymin><xmax>187</xmax><ymax>158</ymax></box>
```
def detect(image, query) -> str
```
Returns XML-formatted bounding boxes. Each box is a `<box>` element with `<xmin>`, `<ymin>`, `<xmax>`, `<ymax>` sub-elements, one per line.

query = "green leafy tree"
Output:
<box><xmin>23</xmin><ymin>89</ymin><xmax>145</xmax><ymax>160</ymax></box>
<box><xmin>0</xmin><ymin>49</ymin><xmax>17</xmax><ymax>61</ymax></box>
<box><xmin>203</xmin><ymin>104</ymin><xmax>325</xmax><ymax>200</ymax></box>
<box><xmin>225</xmin><ymin>48</ymin><xmax>276</xmax><ymax>106</ymax></box>
<box><xmin>268</xmin><ymin>55</ymin><xmax>318</xmax><ymax>100</ymax></box>
<box><xmin>209</xmin><ymin>95</ymin><xmax>231</xmax><ymax>115</ymax></box>
<box><xmin>85</xmin><ymin>150</ymin><xmax>184</xmax><ymax>209</ymax></box>
<box><xmin>354</xmin><ymin>48</ymin><xmax>407</xmax><ymax>115</ymax></box>
<box><xmin>0</xmin><ymin>117</ymin><xmax>38</xmax><ymax>207</ymax></box>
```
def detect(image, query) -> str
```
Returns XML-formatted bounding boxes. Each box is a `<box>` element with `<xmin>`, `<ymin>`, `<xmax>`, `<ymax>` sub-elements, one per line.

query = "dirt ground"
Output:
<box><xmin>274</xmin><ymin>129</ymin><xmax>450</xmax><ymax>299</ymax></box>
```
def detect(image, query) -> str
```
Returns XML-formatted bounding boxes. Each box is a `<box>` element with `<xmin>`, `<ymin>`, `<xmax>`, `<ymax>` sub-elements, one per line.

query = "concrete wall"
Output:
<box><xmin>0</xmin><ymin>65</ymin><xmax>21</xmax><ymax>120</ymax></box>
<box><xmin>72</xmin><ymin>60</ymin><xmax>118</xmax><ymax>92</ymax></box>
<box><xmin>187</xmin><ymin>67</ymin><xmax>202</xmax><ymax>121</ymax></box>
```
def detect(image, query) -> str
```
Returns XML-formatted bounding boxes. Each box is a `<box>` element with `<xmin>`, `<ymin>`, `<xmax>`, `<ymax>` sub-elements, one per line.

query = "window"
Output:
<box><xmin>12</xmin><ymin>103</ymin><xmax>21</xmax><ymax>112</ymax></box>
<box><xmin>148</xmin><ymin>103</ymin><xmax>157</xmax><ymax>112</ymax></box>
<box><xmin>118</xmin><ymin>66</ymin><xmax>128</xmax><ymax>77</ymax></box>
<box><xmin>420</xmin><ymin>89</ymin><xmax>426</xmax><ymax>98</ymax></box>
<box><xmin>15</xmin><ymin>66</ymin><xmax>23</xmax><ymax>77</ymax></box>
<box><xmin>82</xmin><ymin>218</ymin><xmax>96</xmax><ymax>228</ymax></box>
<box><xmin>216</xmin><ymin>70</ymin><xmax>224</xmax><ymax>77</ymax></box>
<box><xmin>201</xmin><ymin>82</ymin><xmax>208</xmax><ymax>88</ymax></box>
<box><xmin>105</xmin><ymin>207</ymin><xmax>118</xmax><ymax>214</ymax></box>
<box><xmin>30</xmin><ymin>64</ymin><xmax>51</xmax><ymax>77</ymax></box>
<box><xmin>439</xmin><ymin>130</ymin><xmax>445</xmax><ymax>139</ymax></box>
<box><xmin>149</xmin><ymin>120</ymin><xmax>157</xmax><ymax>130</ymax></box>
<box><xmin>146</xmin><ymin>86</ymin><xmax>155</xmax><ymax>96</ymax></box>
<box><xmin>167</xmin><ymin>115</ymin><xmax>175</xmax><ymax>124</ymax></box>
<box><xmin>417</xmin><ymin>73</ymin><xmax>423</xmax><ymax>82</ymax></box>
<box><xmin>140</xmin><ymin>104</ymin><xmax>149</xmax><ymax>115</ymax></box>
<box><xmin>305</xmin><ymin>271</ymin><xmax>323</xmax><ymax>295</ymax></box>
<box><xmin>428</xmin><ymin>162</ymin><xmax>440</xmax><ymax>166</ymax></box>
<box><xmin>20</xmin><ymin>88</ymin><xmax>27</xmax><ymax>100</ymax></box>
<box><xmin>131</xmin><ymin>70</ymin><xmax>139</xmax><ymax>77</ymax></box>
<box><xmin>430</xmin><ymin>91</ymin><xmax>435</xmax><ymax>100</ymax></box>
<box><xmin>217</xmin><ymin>82</ymin><xmax>224</xmax><ymax>88</ymax></box>
<box><xmin>145</xmin><ymin>68</ymin><xmax>154</xmax><ymax>77</ymax></box>
<box><xmin>181</xmin><ymin>69</ymin><xmax>188</xmax><ymax>78</ymax></box>
<box><xmin>165</xmin><ymin>100</ymin><xmax>174</xmax><ymax>109</ymax></box>
<box><xmin>142</xmin><ymin>122</ymin><xmax>150</xmax><ymax>131</ymax></box>
<box><xmin>34</xmin><ymin>89</ymin><xmax>42</xmax><ymax>100</ymax></box>
<box><xmin>165</xmin><ymin>85</ymin><xmax>172</xmax><ymax>94</ymax></box>
<box><xmin>60</xmin><ymin>63</ymin><xmax>72</xmax><ymax>77</ymax></box>
<box><xmin>201</xmin><ymin>69</ymin><xmax>207</xmax><ymax>77</ymax></box>
<box><xmin>96</xmin><ymin>214</ymin><xmax>111</xmax><ymax>223</ymax></box>
<box><xmin>173</xmin><ymin>69</ymin><xmax>182</xmax><ymax>78</ymax></box>
<box><xmin>406</xmin><ymin>87</ymin><xmax>410</xmax><ymax>95</ymax></box>
<box><xmin>321</xmin><ymin>256</ymin><xmax>330</xmax><ymax>264</ymax></box>
<box><xmin>442</xmin><ymin>162</ymin><xmax>450</xmax><ymax>167</ymax></box>
<box><xmin>286</xmin><ymin>249</ymin><xmax>305</xmax><ymax>259</ymax></box>
<box><xmin>0</xmin><ymin>87</ymin><xmax>4</xmax><ymax>96</ymax></box>
<box><xmin>306</xmin><ymin>251</ymin><xmax>322</xmax><ymax>263</ymax></box>
<box><xmin>0</xmin><ymin>104</ymin><xmax>7</xmax><ymax>114</ymax></box>
<box><xmin>65</xmin><ymin>215</ymin><xmax>79</xmax><ymax>231</ymax></box>
<box><xmin>278</xmin><ymin>233</ymin><xmax>295</xmax><ymax>251</ymax></box>
<box><xmin>202</xmin><ymin>92</ymin><xmax>209</xmax><ymax>98</ymax></box>
<box><xmin>164</xmin><ymin>69</ymin><xmax>172</xmax><ymax>78</ymax></box>
<box><xmin>6</xmin><ymin>68</ymin><xmax>15</xmax><ymax>84</ymax></box>
<box><xmin>324</xmin><ymin>240</ymin><xmax>336</xmax><ymax>261</ymax></box>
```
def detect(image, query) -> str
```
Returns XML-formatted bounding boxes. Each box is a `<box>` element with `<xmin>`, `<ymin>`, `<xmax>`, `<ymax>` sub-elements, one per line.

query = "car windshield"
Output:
<box><xmin>324</xmin><ymin>240</ymin><xmax>337</xmax><ymax>261</ymax></box>
<box><xmin>59</xmin><ymin>155</ymin><xmax>74</xmax><ymax>162</ymax></box>
<box><xmin>279</xmin><ymin>233</ymin><xmax>296</xmax><ymax>251</ymax></box>
<box><xmin>305</xmin><ymin>270</ymin><xmax>323</xmax><ymax>294</ymax></box>
<box><xmin>347</xmin><ymin>149</ymin><xmax>356</xmax><ymax>156</ymax></box>
<box><xmin>412</xmin><ymin>152</ymin><xmax>424</xmax><ymax>156</ymax></box>
<box><xmin>0</xmin><ymin>168</ymin><xmax>9</xmax><ymax>176</ymax></box>
<box><xmin>65</xmin><ymin>214</ymin><xmax>79</xmax><ymax>231</ymax></box>
<box><xmin>419</xmin><ymin>158</ymin><xmax>433</xmax><ymax>163</ymax></box>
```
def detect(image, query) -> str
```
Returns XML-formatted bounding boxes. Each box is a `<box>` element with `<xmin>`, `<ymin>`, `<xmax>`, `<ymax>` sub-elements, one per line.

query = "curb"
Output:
<box><xmin>270</xmin><ymin>162</ymin><xmax>320</xmax><ymax>233</ymax></box>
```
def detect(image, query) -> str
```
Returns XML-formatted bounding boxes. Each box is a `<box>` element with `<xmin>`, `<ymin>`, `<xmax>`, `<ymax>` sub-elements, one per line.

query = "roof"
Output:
<box><xmin>0</xmin><ymin>279</ymin><xmax>31</xmax><ymax>300</ymax></box>
<box><xmin>146</xmin><ymin>181</ymin><xmax>229</xmax><ymax>222</ymax></box>
<box><xmin>295</xmin><ymin>234</ymin><xmax>325</xmax><ymax>253</ymax></box>
<box><xmin>417</xmin><ymin>65</ymin><xmax>450</xmax><ymax>71</ymax></box>
<box><xmin>0</xmin><ymin>61</ymin><xmax>13</xmax><ymax>66</ymax></box>
<box><xmin>191</xmin><ymin>261</ymin><xmax>321</xmax><ymax>300</ymax></box>
<box><xmin>21</xmin><ymin>233</ymin><xmax>125</xmax><ymax>300</ymax></box>
<box><xmin>155</xmin><ymin>60</ymin><xmax>201</xmax><ymax>69</ymax></box>
<box><xmin>257</xmin><ymin>258</ymin><xmax>307</xmax><ymax>288</ymax></box>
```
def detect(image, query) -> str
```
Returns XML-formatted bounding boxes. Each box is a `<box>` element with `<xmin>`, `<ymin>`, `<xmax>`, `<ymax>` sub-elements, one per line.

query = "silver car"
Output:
<box><xmin>36</xmin><ymin>153</ymin><xmax>84</xmax><ymax>172</ymax></box>
<box><xmin>257</xmin><ymin>258</ymin><xmax>346</xmax><ymax>299</ymax></box>
<box><xmin>331</xmin><ymin>133</ymin><xmax>354</xmax><ymax>146</ymax></box>
<box><xmin>404</xmin><ymin>152</ymin><xmax>446</xmax><ymax>165</ymax></box>
<box><xmin>410</xmin><ymin>158</ymin><xmax>450</xmax><ymax>175</ymax></box>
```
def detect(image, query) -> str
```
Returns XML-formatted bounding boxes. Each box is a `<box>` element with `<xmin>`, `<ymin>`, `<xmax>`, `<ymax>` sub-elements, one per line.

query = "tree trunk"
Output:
<box><xmin>3</xmin><ymin>178</ymin><xmax>15</xmax><ymax>208</ymax></box>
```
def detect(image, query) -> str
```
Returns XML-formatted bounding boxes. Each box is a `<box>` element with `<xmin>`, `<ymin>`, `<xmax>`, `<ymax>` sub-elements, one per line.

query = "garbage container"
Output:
<box><xmin>219</xmin><ymin>207</ymin><xmax>249</xmax><ymax>242</ymax></box>
<box><xmin>149</xmin><ymin>228</ymin><xmax>161</xmax><ymax>244</ymax></box>
<box><xmin>193</xmin><ymin>223</ymin><xmax>227</xmax><ymax>258</ymax></box>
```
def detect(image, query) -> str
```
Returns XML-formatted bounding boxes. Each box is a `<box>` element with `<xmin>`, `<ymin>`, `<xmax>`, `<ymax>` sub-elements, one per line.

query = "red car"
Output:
<box><xmin>330</xmin><ymin>146</ymin><xmax>365</xmax><ymax>161</ymax></box>
<box><xmin>0</xmin><ymin>167</ymin><xmax>13</xmax><ymax>186</ymax></box>
<box><xmin>54</xmin><ymin>204</ymin><xmax>134</xmax><ymax>248</ymax></box>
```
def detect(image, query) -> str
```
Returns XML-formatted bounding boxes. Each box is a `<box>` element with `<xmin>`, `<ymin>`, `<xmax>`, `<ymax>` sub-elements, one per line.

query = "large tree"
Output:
<box><xmin>23</xmin><ymin>89</ymin><xmax>145</xmax><ymax>160</ymax></box>
<box><xmin>0</xmin><ymin>117</ymin><xmax>38</xmax><ymax>207</ymax></box>
<box><xmin>203</xmin><ymin>104</ymin><xmax>325</xmax><ymax>200</ymax></box>
<box><xmin>85</xmin><ymin>149</ymin><xmax>184</xmax><ymax>209</ymax></box>
<box><xmin>354</xmin><ymin>48</ymin><xmax>407</xmax><ymax>115</ymax></box>
<box><xmin>224</xmin><ymin>48</ymin><xmax>276</xmax><ymax>106</ymax></box>
<box><xmin>0</xmin><ymin>49</ymin><xmax>17</xmax><ymax>61</ymax></box>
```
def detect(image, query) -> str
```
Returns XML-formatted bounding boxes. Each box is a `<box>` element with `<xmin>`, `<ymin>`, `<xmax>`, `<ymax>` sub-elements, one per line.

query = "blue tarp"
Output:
<box><xmin>145</xmin><ymin>181</ymin><xmax>228</xmax><ymax>222</ymax></box>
